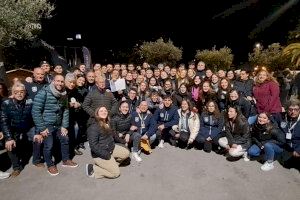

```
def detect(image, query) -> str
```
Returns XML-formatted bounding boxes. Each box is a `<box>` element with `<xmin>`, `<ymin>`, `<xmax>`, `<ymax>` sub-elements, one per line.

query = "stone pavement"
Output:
<box><xmin>0</xmin><ymin>143</ymin><xmax>299</xmax><ymax>200</ymax></box>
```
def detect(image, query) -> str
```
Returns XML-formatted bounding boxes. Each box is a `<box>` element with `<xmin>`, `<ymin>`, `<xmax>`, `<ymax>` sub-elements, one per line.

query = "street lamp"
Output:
<box><xmin>255</xmin><ymin>43</ymin><xmax>261</xmax><ymax>49</ymax></box>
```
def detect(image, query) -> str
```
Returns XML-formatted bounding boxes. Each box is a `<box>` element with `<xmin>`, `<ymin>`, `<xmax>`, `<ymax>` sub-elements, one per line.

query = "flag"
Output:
<box><xmin>82</xmin><ymin>46</ymin><xmax>92</xmax><ymax>70</ymax></box>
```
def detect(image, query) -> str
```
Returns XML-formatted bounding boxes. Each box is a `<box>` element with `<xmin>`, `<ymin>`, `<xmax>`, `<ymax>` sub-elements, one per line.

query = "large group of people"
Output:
<box><xmin>0</xmin><ymin>60</ymin><xmax>299</xmax><ymax>180</ymax></box>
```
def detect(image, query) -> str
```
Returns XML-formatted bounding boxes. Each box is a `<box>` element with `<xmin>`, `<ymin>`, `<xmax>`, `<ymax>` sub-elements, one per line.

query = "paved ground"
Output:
<box><xmin>0</xmin><ymin>143</ymin><xmax>299</xmax><ymax>200</ymax></box>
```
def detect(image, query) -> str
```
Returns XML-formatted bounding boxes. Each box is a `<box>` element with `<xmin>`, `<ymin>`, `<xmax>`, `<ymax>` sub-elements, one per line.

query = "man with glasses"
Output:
<box><xmin>1</xmin><ymin>83</ymin><xmax>34</xmax><ymax>177</ymax></box>
<box><xmin>279</xmin><ymin>99</ymin><xmax>300</xmax><ymax>170</ymax></box>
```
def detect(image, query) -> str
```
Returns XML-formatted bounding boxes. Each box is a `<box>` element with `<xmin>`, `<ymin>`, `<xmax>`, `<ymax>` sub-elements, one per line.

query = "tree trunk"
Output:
<box><xmin>0</xmin><ymin>46</ymin><xmax>10</xmax><ymax>87</ymax></box>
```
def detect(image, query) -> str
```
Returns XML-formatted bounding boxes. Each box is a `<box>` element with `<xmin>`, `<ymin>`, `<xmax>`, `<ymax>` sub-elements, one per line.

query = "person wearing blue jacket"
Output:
<box><xmin>152</xmin><ymin>94</ymin><xmax>179</xmax><ymax>148</ymax></box>
<box><xmin>279</xmin><ymin>99</ymin><xmax>300</xmax><ymax>170</ymax></box>
<box><xmin>196</xmin><ymin>100</ymin><xmax>224</xmax><ymax>153</ymax></box>
<box><xmin>130</xmin><ymin>101</ymin><xmax>156</xmax><ymax>162</ymax></box>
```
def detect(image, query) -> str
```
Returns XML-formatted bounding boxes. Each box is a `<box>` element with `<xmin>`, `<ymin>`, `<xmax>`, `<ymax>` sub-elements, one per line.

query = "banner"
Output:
<box><xmin>82</xmin><ymin>46</ymin><xmax>92</xmax><ymax>70</ymax></box>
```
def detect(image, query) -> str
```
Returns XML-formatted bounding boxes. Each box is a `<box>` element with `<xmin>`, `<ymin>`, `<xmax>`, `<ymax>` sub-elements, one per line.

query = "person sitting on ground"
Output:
<box><xmin>152</xmin><ymin>94</ymin><xmax>179</xmax><ymax>148</ymax></box>
<box><xmin>170</xmin><ymin>99</ymin><xmax>200</xmax><ymax>148</ymax></box>
<box><xmin>247</xmin><ymin>112</ymin><xmax>286</xmax><ymax>171</ymax></box>
<box><xmin>196</xmin><ymin>100</ymin><xmax>224</xmax><ymax>153</ymax></box>
<box><xmin>218</xmin><ymin>106</ymin><xmax>251</xmax><ymax>159</ymax></box>
<box><xmin>86</xmin><ymin>106</ymin><xmax>130</xmax><ymax>179</ymax></box>
<box><xmin>279</xmin><ymin>99</ymin><xmax>300</xmax><ymax>170</ymax></box>
<box><xmin>130</xmin><ymin>101</ymin><xmax>157</xmax><ymax>162</ymax></box>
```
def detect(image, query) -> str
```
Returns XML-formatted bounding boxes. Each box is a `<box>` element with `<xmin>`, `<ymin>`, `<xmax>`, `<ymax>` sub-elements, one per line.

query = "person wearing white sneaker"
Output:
<box><xmin>247</xmin><ymin>112</ymin><xmax>285</xmax><ymax>170</ymax></box>
<box><xmin>158</xmin><ymin>139</ymin><xmax>165</xmax><ymax>148</ymax></box>
<box><xmin>152</xmin><ymin>94</ymin><xmax>179</xmax><ymax>148</ymax></box>
<box><xmin>130</xmin><ymin>101</ymin><xmax>157</xmax><ymax>156</ymax></box>
<box><xmin>261</xmin><ymin>161</ymin><xmax>275</xmax><ymax>171</ymax></box>
<box><xmin>131</xmin><ymin>152</ymin><xmax>142</xmax><ymax>162</ymax></box>
<box><xmin>0</xmin><ymin>171</ymin><xmax>10</xmax><ymax>179</ymax></box>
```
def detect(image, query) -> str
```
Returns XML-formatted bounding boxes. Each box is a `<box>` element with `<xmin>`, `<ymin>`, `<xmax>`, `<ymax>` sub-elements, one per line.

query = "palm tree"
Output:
<box><xmin>283</xmin><ymin>43</ymin><xmax>300</xmax><ymax>67</ymax></box>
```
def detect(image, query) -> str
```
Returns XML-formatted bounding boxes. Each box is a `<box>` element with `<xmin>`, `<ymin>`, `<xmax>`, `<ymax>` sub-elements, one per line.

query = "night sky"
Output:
<box><xmin>41</xmin><ymin>0</ymin><xmax>300</xmax><ymax>65</ymax></box>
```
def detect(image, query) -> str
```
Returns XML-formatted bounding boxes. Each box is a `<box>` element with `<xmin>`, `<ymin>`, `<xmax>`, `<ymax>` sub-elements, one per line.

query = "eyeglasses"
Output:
<box><xmin>288</xmin><ymin>108</ymin><xmax>300</xmax><ymax>112</ymax></box>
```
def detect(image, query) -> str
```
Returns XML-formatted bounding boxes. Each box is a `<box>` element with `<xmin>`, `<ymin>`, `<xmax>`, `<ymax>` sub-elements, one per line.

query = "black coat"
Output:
<box><xmin>87</xmin><ymin>123</ymin><xmax>115</xmax><ymax>160</ymax></box>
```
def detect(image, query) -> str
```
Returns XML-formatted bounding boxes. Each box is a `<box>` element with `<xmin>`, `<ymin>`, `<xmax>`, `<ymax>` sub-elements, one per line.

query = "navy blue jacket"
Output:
<box><xmin>0</xmin><ymin>98</ymin><xmax>33</xmax><ymax>141</ymax></box>
<box><xmin>199</xmin><ymin>112</ymin><xmax>224</xmax><ymax>139</ymax></box>
<box><xmin>152</xmin><ymin>105</ymin><xmax>179</xmax><ymax>132</ymax></box>
<box><xmin>131</xmin><ymin>111</ymin><xmax>156</xmax><ymax>137</ymax></box>
<box><xmin>279</xmin><ymin>116</ymin><xmax>300</xmax><ymax>153</ymax></box>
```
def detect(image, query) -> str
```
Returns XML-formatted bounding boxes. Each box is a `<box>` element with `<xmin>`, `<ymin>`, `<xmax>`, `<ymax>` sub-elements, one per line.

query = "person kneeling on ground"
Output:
<box><xmin>170</xmin><ymin>99</ymin><xmax>200</xmax><ymax>148</ymax></box>
<box><xmin>86</xmin><ymin>106</ymin><xmax>130</xmax><ymax>179</ymax></box>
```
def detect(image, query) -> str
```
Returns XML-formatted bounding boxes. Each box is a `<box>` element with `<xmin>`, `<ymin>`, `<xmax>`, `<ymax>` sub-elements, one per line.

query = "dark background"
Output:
<box><xmin>39</xmin><ymin>0</ymin><xmax>299</xmax><ymax>66</ymax></box>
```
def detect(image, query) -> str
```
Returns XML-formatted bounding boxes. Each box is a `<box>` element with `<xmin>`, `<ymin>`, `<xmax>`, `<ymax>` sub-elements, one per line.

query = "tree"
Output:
<box><xmin>248</xmin><ymin>43</ymin><xmax>293</xmax><ymax>71</ymax></box>
<box><xmin>194</xmin><ymin>46</ymin><xmax>233</xmax><ymax>71</ymax></box>
<box><xmin>138</xmin><ymin>38</ymin><xmax>182</xmax><ymax>66</ymax></box>
<box><xmin>0</xmin><ymin>0</ymin><xmax>54</xmax><ymax>65</ymax></box>
<box><xmin>283</xmin><ymin>43</ymin><xmax>300</xmax><ymax>68</ymax></box>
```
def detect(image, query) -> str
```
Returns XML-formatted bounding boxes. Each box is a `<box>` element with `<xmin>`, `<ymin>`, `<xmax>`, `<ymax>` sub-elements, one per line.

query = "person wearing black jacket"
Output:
<box><xmin>218</xmin><ymin>106</ymin><xmax>251</xmax><ymax>159</ymax></box>
<box><xmin>86</xmin><ymin>106</ymin><xmax>130</xmax><ymax>179</ymax></box>
<box><xmin>248</xmin><ymin>112</ymin><xmax>286</xmax><ymax>171</ymax></box>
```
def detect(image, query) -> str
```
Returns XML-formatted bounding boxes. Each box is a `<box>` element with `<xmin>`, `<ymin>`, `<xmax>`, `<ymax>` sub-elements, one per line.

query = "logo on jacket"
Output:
<box><xmin>135</xmin><ymin>117</ymin><xmax>139</xmax><ymax>122</ymax></box>
<box><xmin>32</xmin><ymin>86</ymin><xmax>37</xmax><ymax>93</ymax></box>
<box><xmin>280</xmin><ymin>122</ymin><xmax>287</xmax><ymax>128</ymax></box>
<box><xmin>160</xmin><ymin>113</ymin><xmax>164</xmax><ymax>118</ymax></box>
<box><xmin>204</xmin><ymin>117</ymin><xmax>209</xmax><ymax>123</ymax></box>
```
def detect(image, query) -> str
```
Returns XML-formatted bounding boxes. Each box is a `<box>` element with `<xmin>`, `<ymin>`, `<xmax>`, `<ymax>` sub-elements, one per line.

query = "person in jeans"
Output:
<box><xmin>32</xmin><ymin>74</ymin><xmax>78</xmax><ymax>176</ymax></box>
<box><xmin>1</xmin><ymin>83</ymin><xmax>34</xmax><ymax>177</ymax></box>
<box><xmin>218</xmin><ymin>106</ymin><xmax>251</xmax><ymax>159</ymax></box>
<box><xmin>130</xmin><ymin>101</ymin><xmax>157</xmax><ymax>161</ymax></box>
<box><xmin>248</xmin><ymin>112</ymin><xmax>286</xmax><ymax>171</ymax></box>
<box><xmin>279</xmin><ymin>99</ymin><xmax>300</xmax><ymax>170</ymax></box>
<box><xmin>86</xmin><ymin>106</ymin><xmax>130</xmax><ymax>179</ymax></box>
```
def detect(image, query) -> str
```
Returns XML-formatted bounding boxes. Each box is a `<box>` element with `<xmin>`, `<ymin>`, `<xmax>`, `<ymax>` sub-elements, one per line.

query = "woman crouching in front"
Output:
<box><xmin>85</xmin><ymin>106</ymin><xmax>130</xmax><ymax>179</ymax></box>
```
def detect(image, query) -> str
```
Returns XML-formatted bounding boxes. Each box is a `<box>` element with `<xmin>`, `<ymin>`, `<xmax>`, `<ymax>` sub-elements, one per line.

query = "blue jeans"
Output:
<box><xmin>248</xmin><ymin>115</ymin><xmax>257</xmax><ymax>125</ymax></box>
<box><xmin>248</xmin><ymin>142</ymin><xmax>283</xmax><ymax>162</ymax></box>
<box><xmin>43</xmin><ymin>127</ymin><xmax>70</xmax><ymax>167</ymax></box>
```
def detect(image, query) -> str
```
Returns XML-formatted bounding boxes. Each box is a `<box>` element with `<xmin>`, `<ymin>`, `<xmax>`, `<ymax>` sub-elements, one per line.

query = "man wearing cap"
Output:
<box><xmin>40</xmin><ymin>60</ymin><xmax>53</xmax><ymax>83</ymax></box>
<box><xmin>152</xmin><ymin>94</ymin><xmax>179</xmax><ymax>148</ymax></box>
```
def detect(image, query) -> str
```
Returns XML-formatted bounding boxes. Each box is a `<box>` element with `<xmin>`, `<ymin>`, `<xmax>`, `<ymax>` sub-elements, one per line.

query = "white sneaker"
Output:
<box><xmin>132</xmin><ymin>152</ymin><xmax>142</xmax><ymax>162</ymax></box>
<box><xmin>243</xmin><ymin>152</ymin><xmax>250</xmax><ymax>162</ymax></box>
<box><xmin>0</xmin><ymin>171</ymin><xmax>10</xmax><ymax>179</ymax></box>
<box><xmin>261</xmin><ymin>161</ymin><xmax>274</xmax><ymax>171</ymax></box>
<box><xmin>158</xmin><ymin>140</ymin><xmax>164</xmax><ymax>148</ymax></box>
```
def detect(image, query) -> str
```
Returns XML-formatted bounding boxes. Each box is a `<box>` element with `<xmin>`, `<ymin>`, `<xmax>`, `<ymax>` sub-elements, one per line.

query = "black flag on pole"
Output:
<box><xmin>82</xmin><ymin>46</ymin><xmax>92</xmax><ymax>70</ymax></box>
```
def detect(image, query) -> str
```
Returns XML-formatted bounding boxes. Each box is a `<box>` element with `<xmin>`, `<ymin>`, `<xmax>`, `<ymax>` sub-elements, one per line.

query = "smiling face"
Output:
<box><xmin>97</xmin><ymin>107</ymin><xmax>108</xmax><ymax>119</ymax></box>
<box><xmin>119</xmin><ymin>102</ymin><xmax>129</xmax><ymax>115</ymax></box>
<box><xmin>257</xmin><ymin>113</ymin><xmax>270</xmax><ymax>125</ymax></box>
<box><xmin>228</xmin><ymin>107</ymin><xmax>237</xmax><ymax>119</ymax></box>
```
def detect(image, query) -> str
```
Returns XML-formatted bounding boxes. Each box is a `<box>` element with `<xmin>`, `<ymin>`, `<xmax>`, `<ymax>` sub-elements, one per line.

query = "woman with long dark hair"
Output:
<box><xmin>86</xmin><ymin>106</ymin><xmax>130</xmax><ymax>179</ymax></box>
<box><xmin>218</xmin><ymin>106</ymin><xmax>251</xmax><ymax>159</ymax></box>
<box><xmin>196</xmin><ymin>101</ymin><xmax>224</xmax><ymax>153</ymax></box>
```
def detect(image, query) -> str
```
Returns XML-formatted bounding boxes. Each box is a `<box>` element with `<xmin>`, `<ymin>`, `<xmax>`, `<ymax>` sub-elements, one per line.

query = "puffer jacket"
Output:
<box><xmin>0</xmin><ymin>98</ymin><xmax>33</xmax><ymax>141</ymax></box>
<box><xmin>32</xmin><ymin>85</ymin><xmax>69</xmax><ymax>133</ymax></box>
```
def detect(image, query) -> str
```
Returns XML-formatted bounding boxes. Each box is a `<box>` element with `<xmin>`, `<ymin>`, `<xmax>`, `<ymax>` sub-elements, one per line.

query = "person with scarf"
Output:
<box><xmin>32</xmin><ymin>74</ymin><xmax>78</xmax><ymax>176</ymax></box>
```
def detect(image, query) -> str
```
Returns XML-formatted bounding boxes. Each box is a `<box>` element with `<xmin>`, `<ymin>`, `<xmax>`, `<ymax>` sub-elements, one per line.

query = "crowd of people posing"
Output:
<box><xmin>0</xmin><ymin>60</ymin><xmax>299</xmax><ymax>180</ymax></box>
